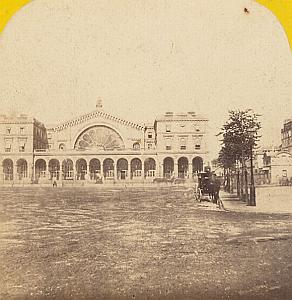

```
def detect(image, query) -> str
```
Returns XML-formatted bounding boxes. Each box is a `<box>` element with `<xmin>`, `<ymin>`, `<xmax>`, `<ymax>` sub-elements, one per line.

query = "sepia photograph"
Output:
<box><xmin>0</xmin><ymin>1</ymin><xmax>292</xmax><ymax>299</ymax></box>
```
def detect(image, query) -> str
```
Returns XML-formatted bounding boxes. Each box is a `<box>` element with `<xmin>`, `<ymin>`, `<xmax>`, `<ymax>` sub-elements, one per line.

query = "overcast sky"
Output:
<box><xmin>0</xmin><ymin>0</ymin><xmax>292</xmax><ymax>159</ymax></box>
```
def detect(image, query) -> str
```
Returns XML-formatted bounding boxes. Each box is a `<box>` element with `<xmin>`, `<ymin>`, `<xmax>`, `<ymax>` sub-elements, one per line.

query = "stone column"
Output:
<box><xmin>141</xmin><ymin>162</ymin><xmax>145</xmax><ymax>179</ymax></box>
<box><xmin>128</xmin><ymin>162</ymin><xmax>131</xmax><ymax>179</ymax></box>
<box><xmin>188</xmin><ymin>162</ymin><xmax>192</xmax><ymax>179</ymax></box>
<box><xmin>0</xmin><ymin>164</ymin><xmax>3</xmax><ymax>182</ymax></box>
<box><xmin>174</xmin><ymin>162</ymin><xmax>178</xmax><ymax>178</ymax></box>
<box><xmin>13</xmin><ymin>162</ymin><xmax>18</xmax><ymax>181</ymax></box>
<box><xmin>29</xmin><ymin>161</ymin><xmax>33</xmax><ymax>182</ymax></box>
<box><xmin>100</xmin><ymin>159</ymin><xmax>104</xmax><ymax>179</ymax></box>
<box><xmin>86</xmin><ymin>159</ymin><xmax>90</xmax><ymax>175</ymax></box>
<box><xmin>74</xmin><ymin>160</ymin><xmax>78</xmax><ymax>180</ymax></box>
<box><xmin>159</xmin><ymin>163</ymin><xmax>163</xmax><ymax>177</ymax></box>
<box><xmin>113</xmin><ymin>163</ymin><xmax>117</xmax><ymax>180</ymax></box>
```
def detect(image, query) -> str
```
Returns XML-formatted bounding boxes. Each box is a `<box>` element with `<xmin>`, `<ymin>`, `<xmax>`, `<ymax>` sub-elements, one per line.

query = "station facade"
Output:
<box><xmin>0</xmin><ymin>101</ymin><xmax>209</xmax><ymax>184</ymax></box>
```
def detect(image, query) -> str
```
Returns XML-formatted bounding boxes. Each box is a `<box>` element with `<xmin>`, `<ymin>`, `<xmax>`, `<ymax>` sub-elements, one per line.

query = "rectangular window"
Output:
<box><xmin>180</xmin><ymin>137</ymin><xmax>187</xmax><ymax>150</ymax></box>
<box><xmin>148</xmin><ymin>133</ymin><xmax>153</xmax><ymax>139</ymax></box>
<box><xmin>6</xmin><ymin>128</ymin><xmax>11</xmax><ymax>134</ymax></box>
<box><xmin>195</xmin><ymin>144</ymin><xmax>201</xmax><ymax>150</ymax></box>
<box><xmin>166</xmin><ymin>124</ymin><xmax>171</xmax><ymax>133</ymax></box>
<box><xmin>19</xmin><ymin>139</ymin><xmax>26</xmax><ymax>152</ymax></box>
<box><xmin>165</xmin><ymin>137</ymin><xmax>171</xmax><ymax>150</ymax></box>
<box><xmin>20</xmin><ymin>127</ymin><xmax>24</xmax><ymax>134</ymax></box>
<box><xmin>4</xmin><ymin>139</ymin><xmax>12</xmax><ymax>152</ymax></box>
<box><xmin>148</xmin><ymin>143</ymin><xmax>152</xmax><ymax>149</ymax></box>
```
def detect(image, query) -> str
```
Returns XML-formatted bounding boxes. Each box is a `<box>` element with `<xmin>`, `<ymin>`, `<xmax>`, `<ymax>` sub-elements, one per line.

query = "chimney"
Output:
<box><xmin>96</xmin><ymin>97</ymin><xmax>103</xmax><ymax>110</ymax></box>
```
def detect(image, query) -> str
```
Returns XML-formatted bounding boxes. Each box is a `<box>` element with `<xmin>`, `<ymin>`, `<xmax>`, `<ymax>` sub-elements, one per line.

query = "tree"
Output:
<box><xmin>217</xmin><ymin>109</ymin><xmax>261</xmax><ymax>195</ymax></box>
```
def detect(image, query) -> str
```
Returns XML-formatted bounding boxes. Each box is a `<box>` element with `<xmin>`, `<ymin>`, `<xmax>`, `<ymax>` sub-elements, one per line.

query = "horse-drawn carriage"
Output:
<box><xmin>195</xmin><ymin>171</ymin><xmax>211</xmax><ymax>201</ymax></box>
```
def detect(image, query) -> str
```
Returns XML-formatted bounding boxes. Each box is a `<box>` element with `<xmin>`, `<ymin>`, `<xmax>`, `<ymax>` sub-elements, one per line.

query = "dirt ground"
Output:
<box><xmin>0</xmin><ymin>186</ymin><xmax>292</xmax><ymax>300</ymax></box>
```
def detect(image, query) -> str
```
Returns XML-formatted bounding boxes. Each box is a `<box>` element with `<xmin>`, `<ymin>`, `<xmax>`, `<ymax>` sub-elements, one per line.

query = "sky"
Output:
<box><xmin>0</xmin><ymin>0</ymin><xmax>292</xmax><ymax>159</ymax></box>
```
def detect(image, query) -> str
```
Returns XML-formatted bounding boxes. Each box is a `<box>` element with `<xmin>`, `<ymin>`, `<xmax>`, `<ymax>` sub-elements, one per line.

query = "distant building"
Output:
<box><xmin>0</xmin><ymin>102</ymin><xmax>209</xmax><ymax>184</ymax></box>
<box><xmin>281</xmin><ymin>119</ymin><xmax>292</xmax><ymax>153</ymax></box>
<box><xmin>263</xmin><ymin>151</ymin><xmax>292</xmax><ymax>184</ymax></box>
<box><xmin>251</xmin><ymin>144</ymin><xmax>292</xmax><ymax>185</ymax></box>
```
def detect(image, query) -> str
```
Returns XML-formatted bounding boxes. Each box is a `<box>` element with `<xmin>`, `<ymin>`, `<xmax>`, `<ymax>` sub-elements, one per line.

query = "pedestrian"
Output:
<box><xmin>208</xmin><ymin>174</ymin><xmax>216</xmax><ymax>203</ymax></box>
<box><xmin>52</xmin><ymin>176</ymin><xmax>57</xmax><ymax>187</ymax></box>
<box><xmin>193</xmin><ymin>173</ymin><xmax>200</xmax><ymax>200</ymax></box>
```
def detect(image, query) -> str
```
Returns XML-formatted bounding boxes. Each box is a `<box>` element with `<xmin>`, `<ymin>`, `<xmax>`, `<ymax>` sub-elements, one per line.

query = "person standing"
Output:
<box><xmin>214</xmin><ymin>174</ymin><xmax>221</xmax><ymax>202</ymax></box>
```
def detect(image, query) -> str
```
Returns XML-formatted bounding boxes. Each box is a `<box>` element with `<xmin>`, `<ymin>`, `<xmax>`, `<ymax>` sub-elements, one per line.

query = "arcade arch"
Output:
<box><xmin>35</xmin><ymin>159</ymin><xmax>46</xmax><ymax>180</ymax></box>
<box><xmin>178</xmin><ymin>157</ymin><xmax>188</xmax><ymax>179</ymax></box>
<box><xmin>163</xmin><ymin>157</ymin><xmax>174</xmax><ymax>178</ymax></box>
<box><xmin>16</xmin><ymin>159</ymin><xmax>28</xmax><ymax>180</ymax></box>
<box><xmin>2</xmin><ymin>159</ymin><xmax>13</xmax><ymax>180</ymax></box>
<box><xmin>76</xmin><ymin>159</ymin><xmax>87</xmax><ymax>180</ymax></box>
<box><xmin>117</xmin><ymin>158</ymin><xmax>128</xmax><ymax>180</ymax></box>
<box><xmin>144</xmin><ymin>158</ymin><xmax>156</xmax><ymax>178</ymax></box>
<box><xmin>103</xmin><ymin>158</ymin><xmax>114</xmax><ymax>179</ymax></box>
<box><xmin>89</xmin><ymin>159</ymin><xmax>101</xmax><ymax>180</ymax></box>
<box><xmin>62</xmin><ymin>159</ymin><xmax>74</xmax><ymax>180</ymax></box>
<box><xmin>48</xmin><ymin>159</ymin><xmax>60</xmax><ymax>180</ymax></box>
<box><xmin>193</xmin><ymin>157</ymin><xmax>203</xmax><ymax>174</ymax></box>
<box><xmin>131</xmin><ymin>158</ymin><xmax>142</xmax><ymax>178</ymax></box>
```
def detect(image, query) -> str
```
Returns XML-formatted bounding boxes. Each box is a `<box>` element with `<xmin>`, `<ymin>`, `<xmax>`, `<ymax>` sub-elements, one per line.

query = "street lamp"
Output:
<box><xmin>246</xmin><ymin>130</ymin><xmax>256</xmax><ymax>206</ymax></box>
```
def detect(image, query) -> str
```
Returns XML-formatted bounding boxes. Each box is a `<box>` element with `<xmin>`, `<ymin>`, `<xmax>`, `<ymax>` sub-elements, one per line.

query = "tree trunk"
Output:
<box><xmin>244</xmin><ymin>167</ymin><xmax>249</xmax><ymax>204</ymax></box>
<box><xmin>230</xmin><ymin>169</ymin><xmax>234</xmax><ymax>194</ymax></box>
<box><xmin>241</xmin><ymin>162</ymin><xmax>245</xmax><ymax>201</ymax></box>
<box><xmin>237</xmin><ymin>170</ymin><xmax>240</xmax><ymax>198</ymax></box>
<box><xmin>226</xmin><ymin>170</ymin><xmax>230</xmax><ymax>193</ymax></box>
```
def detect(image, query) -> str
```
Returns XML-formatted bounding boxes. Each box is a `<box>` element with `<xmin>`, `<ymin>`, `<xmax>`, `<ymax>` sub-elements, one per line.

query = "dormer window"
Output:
<box><xmin>133</xmin><ymin>142</ymin><xmax>140</xmax><ymax>150</ymax></box>
<box><xmin>59</xmin><ymin>143</ymin><xmax>66</xmax><ymax>151</ymax></box>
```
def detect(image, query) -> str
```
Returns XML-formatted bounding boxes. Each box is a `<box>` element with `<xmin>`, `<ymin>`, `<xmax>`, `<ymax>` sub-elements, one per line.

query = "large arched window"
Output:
<box><xmin>75</xmin><ymin>125</ymin><xmax>124</xmax><ymax>151</ymax></box>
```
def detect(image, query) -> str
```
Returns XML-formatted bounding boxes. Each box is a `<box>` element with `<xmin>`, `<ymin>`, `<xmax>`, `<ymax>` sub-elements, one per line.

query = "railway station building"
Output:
<box><xmin>0</xmin><ymin>101</ymin><xmax>209</xmax><ymax>184</ymax></box>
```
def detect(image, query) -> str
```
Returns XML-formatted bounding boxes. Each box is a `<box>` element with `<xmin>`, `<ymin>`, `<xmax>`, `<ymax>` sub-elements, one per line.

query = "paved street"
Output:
<box><xmin>0</xmin><ymin>186</ymin><xmax>292</xmax><ymax>300</ymax></box>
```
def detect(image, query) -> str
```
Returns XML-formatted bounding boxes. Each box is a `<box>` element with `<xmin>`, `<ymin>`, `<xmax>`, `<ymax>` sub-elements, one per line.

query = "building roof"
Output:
<box><xmin>48</xmin><ymin>108</ymin><xmax>145</xmax><ymax>132</ymax></box>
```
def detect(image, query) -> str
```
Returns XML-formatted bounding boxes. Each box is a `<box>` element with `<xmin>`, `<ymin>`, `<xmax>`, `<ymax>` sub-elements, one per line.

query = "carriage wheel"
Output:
<box><xmin>196</xmin><ymin>188</ymin><xmax>202</xmax><ymax>202</ymax></box>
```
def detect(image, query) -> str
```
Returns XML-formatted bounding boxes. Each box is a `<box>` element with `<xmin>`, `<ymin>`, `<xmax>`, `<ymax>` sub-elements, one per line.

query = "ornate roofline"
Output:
<box><xmin>48</xmin><ymin>110</ymin><xmax>145</xmax><ymax>132</ymax></box>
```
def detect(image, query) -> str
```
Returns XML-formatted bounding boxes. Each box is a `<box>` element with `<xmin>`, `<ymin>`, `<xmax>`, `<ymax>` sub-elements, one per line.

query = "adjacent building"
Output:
<box><xmin>0</xmin><ymin>101</ymin><xmax>209</xmax><ymax>184</ymax></box>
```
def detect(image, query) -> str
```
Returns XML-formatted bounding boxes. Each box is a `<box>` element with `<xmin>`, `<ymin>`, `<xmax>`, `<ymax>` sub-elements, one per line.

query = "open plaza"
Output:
<box><xmin>0</xmin><ymin>185</ymin><xmax>292</xmax><ymax>300</ymax></box>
